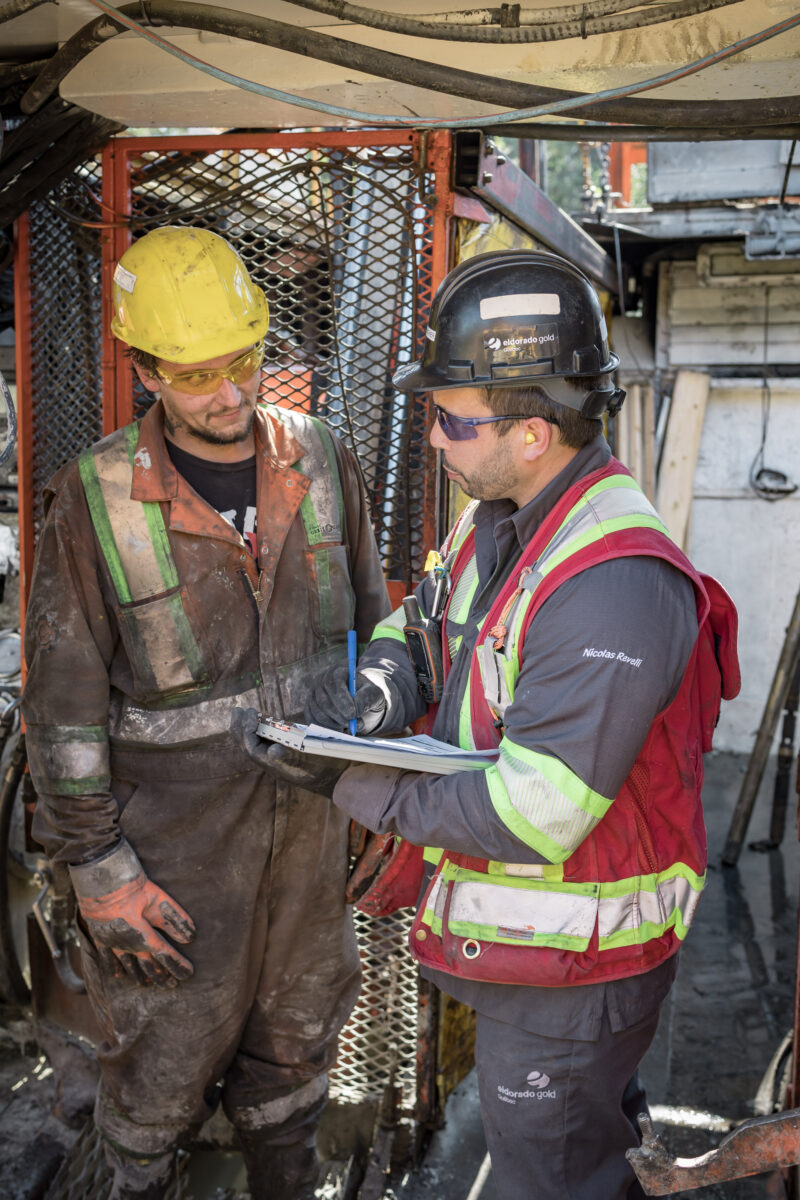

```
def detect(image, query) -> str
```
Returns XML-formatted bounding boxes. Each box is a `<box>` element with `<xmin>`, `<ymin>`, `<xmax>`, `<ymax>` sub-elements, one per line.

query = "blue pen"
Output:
<box><xmin>347</xmin><ymin>629</ymin><xmax>358</xmax><ymax>736</ymax></box>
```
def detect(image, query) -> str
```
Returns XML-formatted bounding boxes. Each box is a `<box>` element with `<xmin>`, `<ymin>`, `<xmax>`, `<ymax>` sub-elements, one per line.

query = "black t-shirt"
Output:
<box><xmin>166</xmin><ymin>441</ymin><xmax>257</xmax><ymax>556</ymax></box>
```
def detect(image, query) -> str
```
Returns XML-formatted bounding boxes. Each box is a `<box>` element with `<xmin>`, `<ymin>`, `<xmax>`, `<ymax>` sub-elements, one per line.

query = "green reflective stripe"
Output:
<box><xmin>45</xmin><ymin>725</ymin><xmax>107</xmax><ymax>743</ymax></box>
<box><xmin>459</xmin><ymin>670</ymin><xmax>475</xmax><ymax>750</ymax></box>
<box><xmin>450</xmin><ymin>562</ymin><xmax>479</xmax><ymax>624</ymax></box>
<box><xmin>599</xmin><ymin>863</ymin><xmax>705</xmax><ymax>897</ymax></box>
<box><xmin>486</xmin><ymin>739</ymin><xmax>612</xmax><ymax>861</ymax></box>
<box><xmin>78</xmin><ymin>448</ymin><xmax>132</xmax><ymax>604</ymax></box>
<box><xmin>370</xmin><ymin>606</ymin><xmax>407</xmax><ymax>645</ymax></box>
<box><xmin>599</xmin><ymin>916</ymin><xmax>690</xmax><ymax>950</ymax></box>
<box><xmin>560</xmin><ymin>474</ymin><xmax>641</xmax><ymax>529</ymax></box>
<box><xmin>540</xmin><ymin>514</ymin><xmax>668</xmax><ymax>578</ymax></box>
<box><xmin>127</xmin><ymin>420</ymin><xmax>178</xmax><ymax>592</ymax></box>
<box><xmin>46</xmin><ymin>776</ymin><xmax>110</xmax><ymax>796</ymax></box>
<box><xmin>165</xmin><ymin>591</ymin><xmax>206</xmax><ymax>678</ymax></box>
<box><xmin>486</xmin><ymin>859</ymin><xmax>565</xmax><ymax>882</ymax></box>
<box><xmin>315</xmin><ymin>549</ymin><xmax>333</xmax><ymax>638</ymax></box>
<box><xmin>423</xmin><ymin>846</ymin><xmax>443</xmax><ymax>865</ymax></box>
<box><xmin>297</xmin><ymin>415</ymin><xmax>343</xmax><ymax>547</ymax></box>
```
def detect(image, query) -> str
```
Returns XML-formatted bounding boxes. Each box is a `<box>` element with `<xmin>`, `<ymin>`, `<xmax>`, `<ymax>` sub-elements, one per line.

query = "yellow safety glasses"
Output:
<box><xmin>154</xmin><ymin>342</ymin><xmax>265</xmax><ymax>395</ymax></box>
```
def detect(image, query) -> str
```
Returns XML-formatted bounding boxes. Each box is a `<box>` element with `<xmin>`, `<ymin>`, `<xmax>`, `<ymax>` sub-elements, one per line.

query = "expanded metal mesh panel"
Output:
<box><xmin>26</xmin><ymin>166</ymin><xmax>104</xmax><ymax>538</ymax></box>
<box><xmin>334</xmin><ymin>908</ymin><xmax>419</xmax><ymax>1106</ymax></box>
<box><xmin>125</xmin><ymin>141</ymin><xmax>436</xmax><ymax>583</ymax></box>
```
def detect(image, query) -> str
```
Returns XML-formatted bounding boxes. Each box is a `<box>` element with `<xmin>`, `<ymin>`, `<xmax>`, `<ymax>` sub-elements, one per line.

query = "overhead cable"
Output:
<box><xmin>277</xmin><ymin>0</ymin><xmax>746</xmax><ymax>44</ymax></box>
<box><xmin>22</xmin><ymin>0</ymin><xmax>800</xmax><ymax>131</ymax></box>
<box><xmin>0</xmin><ymin>0</ymin><xmax>51</xmax><ymax>24</ymax></box>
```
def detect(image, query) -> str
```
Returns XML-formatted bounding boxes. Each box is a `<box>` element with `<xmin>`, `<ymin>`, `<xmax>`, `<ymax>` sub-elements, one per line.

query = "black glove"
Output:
<box><xmin>230</xmin><ymin>707</ymin><xmax>346</xmax><ymax>798</ymax></box>
<box><xmin>305</xmin><ymin>662</ymin><xmax>388</xmax><ymax>734</ymax></box>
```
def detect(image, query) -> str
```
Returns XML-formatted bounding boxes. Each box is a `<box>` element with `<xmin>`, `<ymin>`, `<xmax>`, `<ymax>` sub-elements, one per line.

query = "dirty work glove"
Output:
<box><xmin>305</xmin><ymin>662</ymin><xmax>393</xmax><ymax>735</ymax></box>
<box><xmin>231</xmin><ymin>707</ymin><xmax>346</xmax><ymax>798</ymax></box>
<box><xmin>69</xmin><ymin>839</ymin><xmax>195</xmax><ymax>989</ymax></box>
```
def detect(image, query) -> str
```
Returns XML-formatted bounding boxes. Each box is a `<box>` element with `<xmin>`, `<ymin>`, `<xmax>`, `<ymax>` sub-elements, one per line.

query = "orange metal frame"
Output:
<box><xmin>97</xmin><ymin>128</ymin><xmax>455</xmax><ymax>576</ymax></box>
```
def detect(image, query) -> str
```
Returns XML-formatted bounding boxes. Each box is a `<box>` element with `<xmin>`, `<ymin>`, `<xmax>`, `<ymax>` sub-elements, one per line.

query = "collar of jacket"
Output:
<box><xmin>129</xmin><ymin>400</ymin><xmax>306</xmax><ymax>503</ymax></box>
<box><xmin>127</xmin><ymin>400</ymin><xmax>311</xmax><ymax>565</ymax></box>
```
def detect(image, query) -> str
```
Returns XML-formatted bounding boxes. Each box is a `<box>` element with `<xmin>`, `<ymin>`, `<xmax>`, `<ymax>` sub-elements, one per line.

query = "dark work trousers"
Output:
<box><xmin>78</xmin><ymin>765</ymin><xmax>360</xmax><ymax>1165</ymax></box>
<box><xmin>474</xmin><ymin>1005</ymin><xmax>661</xmax><ymax>1200</ymax></box>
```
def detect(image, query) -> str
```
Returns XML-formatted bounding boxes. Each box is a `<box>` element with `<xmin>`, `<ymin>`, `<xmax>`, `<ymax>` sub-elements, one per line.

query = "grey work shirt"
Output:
<box><xmin>336</xmin><ymin>434</ymin><xmax>697</xmax><ymax>1039</ymax></box>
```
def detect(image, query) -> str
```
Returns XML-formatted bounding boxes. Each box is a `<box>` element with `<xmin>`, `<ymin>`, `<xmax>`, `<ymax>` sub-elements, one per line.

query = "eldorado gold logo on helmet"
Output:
<box><xmin>483</xmin><ymin>325</ymin><xmax>559</xmax><ymax>361</ymax></box>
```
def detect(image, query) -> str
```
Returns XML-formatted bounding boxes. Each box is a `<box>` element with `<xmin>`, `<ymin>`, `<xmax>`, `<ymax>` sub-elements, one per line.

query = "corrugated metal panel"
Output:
<box><xmin>656</xmin><ymin>249</ymin><xmax>800</xmax><ymax>369</ymax></box>
<box><xmin>648</xmin><ymin>141</ymin><xmax>800</xmax><ymax>204</ymax></box>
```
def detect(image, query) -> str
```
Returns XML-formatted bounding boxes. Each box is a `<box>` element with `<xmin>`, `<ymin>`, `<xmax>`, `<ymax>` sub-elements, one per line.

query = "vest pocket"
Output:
<box><xmin>309</xmin><ymin>545</ymin><xmax>355</xmax><ymax>643</ymax></box>
<box><xmin>438</xmin><ymin>873</ymin><xmax>599</xmax><ymax>960</ymax></box>
<box><xmin>116</xmin><ymin>586</ymin><xmax>212</xmax><ymax>697</ymax></box>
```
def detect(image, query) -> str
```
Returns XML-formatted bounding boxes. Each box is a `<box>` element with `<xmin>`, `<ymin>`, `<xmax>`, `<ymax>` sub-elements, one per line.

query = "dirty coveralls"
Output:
<box><xmin>22</xmin><ymin>400</ymin><xmax>390</xmax><ymax>1188</ymax></box>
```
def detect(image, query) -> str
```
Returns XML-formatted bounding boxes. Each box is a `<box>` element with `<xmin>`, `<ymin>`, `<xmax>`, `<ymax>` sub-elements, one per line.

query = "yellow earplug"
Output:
<box><xmin>525</xmin><ymin>432</ymin><xmax>536</xmax><ymax>444</ymax></box>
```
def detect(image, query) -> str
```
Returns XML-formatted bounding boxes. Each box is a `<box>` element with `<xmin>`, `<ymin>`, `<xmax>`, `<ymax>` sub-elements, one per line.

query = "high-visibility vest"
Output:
<box><xmin>407</xmin><ymin>460</ymin><xmax>739</xmax><ymax>987</ymax></box>
<box><xmin>78</xmin><ymin>404</ymin><xmax>345</xmax><ymax>699</ymax></box>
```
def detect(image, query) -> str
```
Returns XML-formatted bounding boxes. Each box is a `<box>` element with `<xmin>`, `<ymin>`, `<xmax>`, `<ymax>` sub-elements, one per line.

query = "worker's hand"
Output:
<box><xmin>230</xmin><ymin>707</ymin><xmax>346</xmax><ymax>798</ymax></box>
<box><xmin>69</xmin><ymin>841</ymin><xmax>195</xmax><ymax>988</ymax></box>
<box><xmin>305</xmin><ymin>662</ymin><xmax>389</xmax><ymax>734</ymax></box>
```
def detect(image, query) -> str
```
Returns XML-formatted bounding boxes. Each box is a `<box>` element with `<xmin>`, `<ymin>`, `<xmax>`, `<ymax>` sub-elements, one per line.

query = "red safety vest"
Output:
<box><xmin>405</xmin><ymin>460</ymin><xmax>740</xmax><ymax>987</ymax></box>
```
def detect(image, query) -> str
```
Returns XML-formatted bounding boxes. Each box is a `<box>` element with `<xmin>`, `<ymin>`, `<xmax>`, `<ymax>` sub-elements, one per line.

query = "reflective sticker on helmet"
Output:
<box><xmin>114</xmin><ymin>264</ymin><xmax>137</xmax><ymax>293</ymax></box>
<box><xmin>483</xmin><ymin>326</ymin><xmax>559</xmax><ymax>361</ymax></box>
<box><xmin>426</xmin><ymin>327</ymin><xmax>437</xmax><ymax>342</ymax></box>
<box><xmin>480</xmin><ymin>293</ymin><xmax>561</xmax><ymax>319</ymax></box>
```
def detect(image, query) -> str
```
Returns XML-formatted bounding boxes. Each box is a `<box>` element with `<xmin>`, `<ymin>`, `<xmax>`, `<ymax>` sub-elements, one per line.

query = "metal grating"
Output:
<box><xmin>334</xmin><ymin>908</ymin><xmax>418</xmax><ymax>1106</ymax></box>
<box><xmin>125</xmin><ymin>141</ymin><xmax>437</xmax><ymax>584</ymax></box>
<box><xmin>26</xmin><ymin>167</ymin><xmax>104</xmax><ymax>540</ymax></box>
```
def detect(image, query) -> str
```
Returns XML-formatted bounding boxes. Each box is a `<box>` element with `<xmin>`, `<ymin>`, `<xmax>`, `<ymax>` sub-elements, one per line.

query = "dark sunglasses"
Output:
<box><xmin>433</xmin><ymin>404</ymin><xmax>559</xmax><ymax>442</ymax></box>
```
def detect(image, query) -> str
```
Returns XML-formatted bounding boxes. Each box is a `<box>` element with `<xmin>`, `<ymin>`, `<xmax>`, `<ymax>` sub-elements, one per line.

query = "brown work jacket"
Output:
<box><xmin>23</xmin><ymin>400</ymin><xmax>390</xmax><ymax>865</ymax></box>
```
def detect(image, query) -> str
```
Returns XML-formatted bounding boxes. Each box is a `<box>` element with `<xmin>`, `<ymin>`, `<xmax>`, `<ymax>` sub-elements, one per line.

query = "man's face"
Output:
<box><xmin>136</xmin><ymin>345</ymin><xmax>262</xmax><ymax>453</ymax></box>
<box><xmin>430</xmin><ymin>388</ymin><xmax>521</xmax><ymax>503</ymax></box>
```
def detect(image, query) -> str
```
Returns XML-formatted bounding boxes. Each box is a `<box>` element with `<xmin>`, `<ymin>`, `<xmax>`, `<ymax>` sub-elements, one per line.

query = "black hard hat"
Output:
<box><xmin>393</xmin><ymin>249</ymin><xmax>624</xmax><ymax>418</ymax></box>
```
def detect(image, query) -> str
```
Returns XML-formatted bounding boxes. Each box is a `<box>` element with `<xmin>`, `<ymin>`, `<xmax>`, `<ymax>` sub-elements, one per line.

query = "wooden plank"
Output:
<box><xmin>628</xmin><ymin>383</ymin><xmax>643</xmax><ymax>487</ymax></box>
<box><xmin>643</xmin><ymin>385</ymin><xmax>656</xmax><ymax>503</ymax></box>
<box><xmin>656</xmin><ymin>370</ymin><xmax>710</xmax><ymax>551</ymax></box>
<box><xmin>613</xmin><ymin>386</ymin><xmax>630</xmax><ymax>470</ymax></box>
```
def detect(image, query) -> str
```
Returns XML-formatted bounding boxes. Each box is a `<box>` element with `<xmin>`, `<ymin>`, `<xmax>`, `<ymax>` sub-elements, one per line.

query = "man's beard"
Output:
<box><xmin>164</xmin><ymin>407</ymin><xmax>256</xmax><ymax>446</ymax></box>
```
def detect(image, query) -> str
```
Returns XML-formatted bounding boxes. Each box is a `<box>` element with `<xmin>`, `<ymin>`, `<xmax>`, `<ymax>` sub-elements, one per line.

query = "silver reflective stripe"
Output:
<box><xmin>492</xmin><ymin>751</ymin><xmax>599</xmax><ymax>850</ymax></box>
<box><xmin>598</xmin><ymin>874</ymin><xmax>702</xmax><ymax>940</ymax></box>
<box><xmin>92</xmin><ymin>433</ymin><xmax>166</xmax><ymax>600</ymax></box>
<box><xmin>476</xmin><ymin>642</ymin><xmax>512</xmax><ymax>720</ymax></box>
<box><xmin>28</xmin><ymin>738</ymin><xmax>109</xmax><ymax>784</ymax></box>
<box><xmin>26</xmin><ymin>725</ymin><xmax>110</xmax><ymax>794</ymax></box>
<box><xmin>449</xmin><ymin>880</ymin><xmax>598</xmax><ymax>942</ymax></box>
<box><xmin>111</xmin><ymin>687</ymin><xmax>262</xmax><ymax>745</ymax></box>
<box><xmin>536</xmin><ymin>481</ymin><xmax>665</xmax><ymax>576</ymax></box>
<box><xmin>270</xmin><ymin>406</ymin><xmax>341</xmax><ymax>544</ymax></box>
<box><xmin>229</xmin><ymin>1073</ymin><xmax>328</xmax><ymax>1132</ymax></box>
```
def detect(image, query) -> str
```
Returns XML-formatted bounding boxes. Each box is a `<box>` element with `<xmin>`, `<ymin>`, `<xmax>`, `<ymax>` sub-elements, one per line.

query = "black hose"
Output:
<box><xmin>486</xmin><ymin>122</ymin><xmax>800</xmax><ymax>141</ymax></box>
<box><xmin>0</xmin><ymin>0</ymin><xmax>51</xmax><ymax>24</ymax></box>
<box><xmin>20</xmin><ymin>0</ymin><xmax>800</xmax><ymax>129</ymax></box>
<box><xmin>276</xmin><ymin>0</ymin><xmax>745</xmax><ymax>44</ymax></box>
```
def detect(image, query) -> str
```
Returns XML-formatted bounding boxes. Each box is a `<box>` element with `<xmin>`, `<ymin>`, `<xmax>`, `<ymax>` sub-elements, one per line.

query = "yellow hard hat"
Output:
<box><xmin>110</xmin><ymin>226</ymin><xmax>269</xmax><ymax>363</ymax></box>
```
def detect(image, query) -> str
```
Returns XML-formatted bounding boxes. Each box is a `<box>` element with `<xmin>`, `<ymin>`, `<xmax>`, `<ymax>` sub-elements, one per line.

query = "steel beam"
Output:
<box><xmin>453</xmin><ymin>131</ymin><xmax>618</xmax><ymax>295</ymax></box>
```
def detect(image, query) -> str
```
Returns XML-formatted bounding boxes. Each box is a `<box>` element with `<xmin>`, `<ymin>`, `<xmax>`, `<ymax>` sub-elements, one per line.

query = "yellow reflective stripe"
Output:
<box><xmin>486</xmin><ymin>738</ymin><xmax>613</xmax><ymax>862</ymax></box>
<box><xmin>540</xmin><ymin>514</ymin><xmax>668</xmax><ymax>579</ymax></box>
<box><xmin>370</xmin><ymin>605</ymin><xmax>406</xmax><ymax>645</ymax></box>
<box><xmin>423</xmin><ymin>846</ymin><xmax>444</xmax><ymax>865</ymax></box>
<box><xmin>597</xmin><ymin>867</ymin><xmax>705</xmax><ymax>948</ymax></box>
<box><xmin>419</xmin><ymin>864</ymin><xmax>704</xmax><ymax>953</ymax></box>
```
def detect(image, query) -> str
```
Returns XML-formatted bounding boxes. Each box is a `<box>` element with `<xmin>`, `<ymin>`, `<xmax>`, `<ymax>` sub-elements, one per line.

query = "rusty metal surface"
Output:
<box><xmin>628</xmin><ymin>1110</ymin><xmax>800</xmax><ymax>1195</ymax></box>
